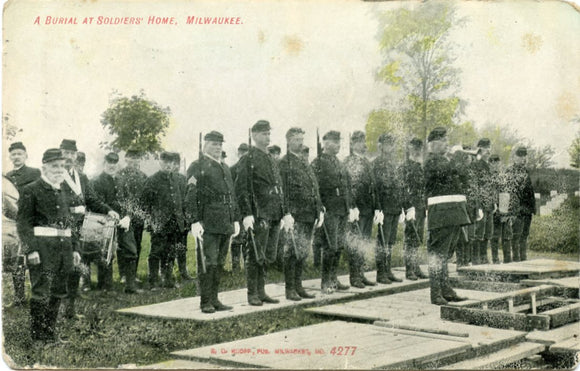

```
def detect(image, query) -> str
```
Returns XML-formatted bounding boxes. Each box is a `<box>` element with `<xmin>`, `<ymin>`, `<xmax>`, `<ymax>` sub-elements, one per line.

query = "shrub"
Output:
<box><xmin>528</xmin><ymin>196</ymin><xmax>580</xmax><ymax>254</ymax></box>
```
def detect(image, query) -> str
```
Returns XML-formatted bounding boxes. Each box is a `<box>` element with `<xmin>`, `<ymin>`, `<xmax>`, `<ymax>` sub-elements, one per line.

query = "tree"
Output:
<box><xmin>478</xmin><ymin>123</ymin><xmax>522</xmax><ymax>164</ymax></box>
<box><xmin>526</xmin><ymin>145</ymin><xmax>555</xmax><ymax>170</ymax></box>
<box><xmin>100</xmin><ymin>91</ymin><xmax>171</xmax><ymax>154</ymax></box>
<box><xmin>569</xmin><ymin>131</ymin><xmax>580</xmax><ymax>168</ymax></box>
<box><xmin>377</xmin><ymin>2</ymin><xmax>464</xmax><ymax>141</ymax></box>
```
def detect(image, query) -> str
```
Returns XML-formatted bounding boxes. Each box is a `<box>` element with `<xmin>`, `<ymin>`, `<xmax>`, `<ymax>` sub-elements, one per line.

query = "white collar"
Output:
<box><xmin>204</xmin><ymin>153</ymin><xmax>222</xmax><ymax>164</ymax></box>
<box><xmin>41</xmin><ymin>175</ymin><xmax>61</xmax><ymax>190</ymax></box>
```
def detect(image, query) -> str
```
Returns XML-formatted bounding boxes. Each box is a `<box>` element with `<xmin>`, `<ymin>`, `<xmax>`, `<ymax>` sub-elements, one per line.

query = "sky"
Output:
<box><xmin>2</xmin><ymin>0</ymin><xmax>579</xmax><ymax>176</ymax></box>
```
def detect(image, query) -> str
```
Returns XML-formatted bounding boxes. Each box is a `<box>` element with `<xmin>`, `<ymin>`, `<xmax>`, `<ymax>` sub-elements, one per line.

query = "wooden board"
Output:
<box><xmin>458</xmin><ymin>259</ymin><xmax>580</xmax><ymax>281</ymax></box>
<box><xmin>171</xmin><ymin>321</ymin><xmax>473</xmax><ymax>369</ymax></box>
<box><xmin>527</xmin><ymin>323</ymin><xmax>580</xmax><ymax>345</ymax></box>
<box><xmin>440</xmin><ymin>342</ymin><xmax>545</xmax><ymax>370</ymax></box>
<box><xmin>117</xmin><ymin>271</ymin><xmax>428</xmax><ymax>322</ymax></box>
<box><xmin>440</xmin><ymin>305</ymin><xmax>551</xmax><ymax>332</ymax></box>
<box><xmin>542</xmin><ymin>302</ymin><xmax>580</xmax><ymax>328</ymax></box>
<box><xmin>550</xmin><ymin>338</ymin><xmax>580</xmax><ymax>354</ymax></box>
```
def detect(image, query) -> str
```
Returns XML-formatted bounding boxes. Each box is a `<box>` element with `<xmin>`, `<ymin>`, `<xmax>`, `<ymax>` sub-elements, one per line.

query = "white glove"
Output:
<box><xmin>108</xmin><ymin>210</ymin><xmax>120</xmax><ymax>220</ymax></box>
<box><xmin>243</xmin><ymin>215</ymin><xmax>255</xmax><ymax>231</ymax></box>
<box><xmin>405</xmin><ymin>207</ymin><xmax>416</xmax><ymax>221</ymax></box>
<box><xmin>353</xmin><ymin>207</ymin><xmax>360</xmax><ymax>221</ymax></box>
<box><xmin>281</xmin><ymin>214</ymin><xmax>295</xmax><ymax>232</ymax></box>
<box><xmin>316</xmin><ymin>211</ymin><xmax>324</xmax><ymax>228</ymax></box>
<box><xmin>233</xmin><ymin>221</ymin><xmax>240</xmax><ymax>237</ymax></box>
<box><xmin>348</xmin><ymin>208</ymin><xmax>360</xmax><ymax>223</ymax></box>
<box><xmin>493</xmin><ymin>204</ymin><xmax>498</xmax><ymax>213</ymax></box>
<box><xmin>73</xmin><ymin>251</ymin><xmax>81</xmax><ymax>267</ymax></box>
<box><xmin>118</xmin><ymin>216</ymin><xmax>131</xmax><ymax>230</ymax></box>
<box><xmin>27</xmin><ymin>251</ymin><xmax>40</xmax><ymax>266</ymax></box>
<box><xmin>373</xmin><ymin>210</ymin><xmax>384</xmax><ymax>225</ymax></box>
<box><xmin>476</xmin><ymin>209</ymin><xmax>484</xmax><ymax>221</ymax></box>
<box><xmin>191</xmin><ymin>222</ymin><xmax>204</xmax><ymax>239</ymax></box>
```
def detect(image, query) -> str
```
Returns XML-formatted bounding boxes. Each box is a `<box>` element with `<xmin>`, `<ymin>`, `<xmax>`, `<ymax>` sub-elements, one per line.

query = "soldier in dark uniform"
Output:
<box><xmin>141</xmin><ymin>151</ymin><xmax>188</xmax><ymax>289</ymax></box>
<box><xmin>472</xmin><ymin>138</ymin><xmax>495</xmax><ymax>264</ymax></box>
<box><xmin>117</xmin><ymin>150</ymin><xmax>148</xmax><ymax>272</ymax></box>
<box><xmin>372</xmin><ymin>133</ymin><xmax>403</xmax><ymax>284</ymax></box>
<box><xmin>424</xmin><ymin>128</ymin><xmax>470</xmax><ymax>305</ymax></box>
<box><xmin>235</xmin><ymin>120</ymin><xmax>294</xmax><ymax>306</ymax></box>
<box><xmin>312</xmin><ymin>130</ymin><xmax>359</xmax><ymax>294</ymax></box>
<box><xmin>229</xmin><ymin>143</ymin><xmax>249</xmax><ymax>272</ymax></box>
<box><xmin>60</xmin><ymin>139</ymin><xmax>118</xmax><ymax>317</ymax></box>
<box><xmin>170</xmin><ymin>152</ymin><xmax>194</xmax><ymax>282</ymax></box>
<box><xmin>508</xmin><ymin>147</ymin><xmax>536</xmax><ymax>262</ymax></box>
<box><xmin>6</xmin><ymin>141</ymin><xmax>41</xmax><ymax>306</ymax></box>
<box><xmin>400</xmin><ymin>138</ymin><xmax>428</xmax><ymax>280</ymax></box>
<box><xmin>489</xmin><ymin>155</ymin><xmax>513</xmax><ymax>263</ymax></box>
<box><xmin>90</xmin><ymin>153</ymin><xmax>137</xmax><ymax>293</ymax></box>
<box><xmin>185</xmin><ymin>131</ymin><xmax>240</xmax><ymax>313</ymax></box>
<box><xmin>17</xmin><ymin>149</ymin><xmax>77</xmax><ymax>342</ymax></box>
<box><xmin>343</xmin><ymin>131</ymin><xmax>378</xmax><ymax>288</ymax></box>
<box><xmin>279</xmin><ymin>128</ymin><xmax>323</xmax><ymax>300</ymax></box>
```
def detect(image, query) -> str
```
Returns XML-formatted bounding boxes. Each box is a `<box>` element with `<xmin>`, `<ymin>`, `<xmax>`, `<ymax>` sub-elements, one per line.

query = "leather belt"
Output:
<box><xmin>427</xmin><ymin>195</ymin><xmax>466</xmax><ymax>206</ymax></box>
<box><xmin>69</xmin><ymin>206</ymin><xmax>86</xmax><ymax>214</ymax></box>
<box><xmin>33</xmin><ymin>227</ymin><xmax>72</xmax><ymax>237</ymax></box>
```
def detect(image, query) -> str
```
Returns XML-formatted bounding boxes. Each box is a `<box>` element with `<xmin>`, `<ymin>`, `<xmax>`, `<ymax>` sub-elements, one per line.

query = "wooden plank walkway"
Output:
<box><xmin>171</xmin><ymin>321</ymin><xmax>474</xmax><ymax>369</ymax></box>
<box><xmin>458</xmin><ymin>259</ymin><xmax>580</xmax><ymax>281</ymax></box>
<box><xmin>526</xmin><ymin>322</ymin><xmax>580</xmax><ymax>345</ymax></box>
<box><xmin>440</xmin><ymin>342</ymin><xmax>545</xmax><ymax>370</ymax></box>
<box><xmin>117</xmin><ymin>271</ymin><xmax>429</xmax><ymax>321</ymax></box>
<box><xmin>549</xmin><ymin>337</ymin><xmax>580</xmax><ymax>355</ymax></box>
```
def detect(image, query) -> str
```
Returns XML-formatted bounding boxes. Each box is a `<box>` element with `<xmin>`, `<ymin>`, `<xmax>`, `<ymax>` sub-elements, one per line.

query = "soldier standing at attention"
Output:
<box><xmin>229</xmin><ymin>143</ymin><xmax>249</xmax><ymax>272</ymax></box>
<box><xmin>508</xmin><ymin>147</ymin><xmax>536</xmax><ymax>262</ymax></box>
<box><xmin>60</xmin><ymin>139</ymin><xmax>118</xmax><ymax>318</ymax></box>
<box><xmin>372</xmin><ymin>133</ymin><xmax>403</xmax><ymax>284</ymax></box>
<box><xmin>141</xmin><ymin>151</ymin><xmax>187</xmax><ymax>289</ymax></box>
<box><xmin>235</xmin><ymin>120</ymin><xmax>294</xmax><ymax>306</ymax></box>
<box><xmin>424</xmin><ymin>128</ymin><xmax>470</xmax><ymax>305</ymax></box>
<box><xmin>6</xmin><ymin>141</ymin><xmax>41</xmax><ymax>306</ymax></box>
<box><xmin>400</xmin><ymin>138</ymin><xmax>428</xmax><ymax>280</ymax></box>
<box><xmin>90</xmin><ymin>153</ymin><xmax>135</xmax><ymax>293</ymax></box>
<box><xmin>279</xmin><ymin>127</ymin><xmax>323</xmax><ymax>300</ymax></box>
<box><xmin>116</xmin><ymin>150</ymin><xmax>148</xmax><ymax>276</ymax></box>
<box><xmin>472</xmin><ymin>138</ymin><xmax>495</xmax><ymax>264</ymax></box>
<box><xmin>17</xmin><ymin>149</ymin><xmax>77</xmax><ymax>342</ymax></box>
<box><xmin>312</xmin><ymin>130</ymin><xmax>359</xmax><ymax>294</ymax></box>
<box><xmin>489</xmin><ymin>154</ymin><xmax>513</xmax><ymax>263</ymax></box>
<box><xmin>186</xmin><ymin>131</ymin><xmax>240</xmax><ymax>313</ymax></box>
<box><xmin>343</xmin><ymin>131</ymin><xmax>378</xmax><ymax>288</ymax></box>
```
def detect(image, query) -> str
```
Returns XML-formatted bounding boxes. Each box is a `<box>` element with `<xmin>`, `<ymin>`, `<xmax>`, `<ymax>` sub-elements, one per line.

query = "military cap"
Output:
<box><xmin>238</xmin><ymin>143</ymin><xmax>249</xmax><ymax>152</ymax></box>
<box><xmin>489</xmin><ymin>154</ymin><xmax>500</xmax><ymax>163</ymax></box>
<box><xmin>160</xmin><ymin>151</ymin><xmax>172</xmax><ymax>161</ymax></box>
<box><xmin>323</xmin><ymin>130</ymin><xmax>341</xmax><ymax>141</ymax></box>
<box><xmin>104</xmin><ymin>152</ymin><xmax>119</xmax><ymax>164</ymax></box>
<box><xmin>59</xmin><ymin>139</ymin><xmax>78</xmax><ymax>151</ymax></box>
<box><xmin>125</xmin><ymin>149</ymin><xmax>141</xmax><ymax>159</ymax></box>
<box><xmin>204</xmin><ymin>131</ymin><xmax>224</xmax><ymax>143</ymax></box>
<box><xmin>268</xmin><ymin>145</ymin><xmax>281</xmax><ymax>155</ymax></box>
<box><xmin>378</xmin><ymin>133</ymin><xmax>395</xmax><ymax>145</ymax></box>
<box><xmin>9</xmin><ymin>142</ymin><xmax>26</xmax><ymax>152</ymax></box>
<box><xmin>251</xmin><ymin>120</ymin><xmax>271</xmax><ymax>133</ymax></box>
<box><xmin>42</xmin><ymin>148</ymin><xmax>65</xmax><ymax>163</ymax></box>
<box><xmin>515</xmin><ymin>146</ymin><xmax>527</xmax><ymax>157</ymax></box>
<box><xmin>427</xmin><ymin>127</ymin><xmax>447</xmax><ymax>142</ymax></box>
<box><xmin>477</xmin><ymin>138</ymin><xmax>491</xmax><ymax>148</ymax></box>
<box><xmin>286</xmin><ymin>127</ymin><xmax>305</xmax><ymax>139</ymax></box>
<box><xmin>76</xmin><ymin>152</ymin><xmax>86</xmax><ymax>164</ymax></box>
<box><xmin>301</xmin><ymin>145</ymin><xmax>310</xmax><ymax>154</ymax></box>
<box><xmin>409</xmin><ymin>138</ymin><xmax>423</xmax><ymax>148</ymax></box>
<box><xmin>351</xmin><ymin>131</ymin><xmax>366</xmax><ymax>143</ymax></box>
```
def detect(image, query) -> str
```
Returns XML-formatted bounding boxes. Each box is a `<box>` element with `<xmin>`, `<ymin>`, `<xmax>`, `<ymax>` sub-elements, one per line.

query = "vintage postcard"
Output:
<box><xmin>2</xmin><ymin>0</ymin><xmax>579</xmax><ymax>369</ymax></box>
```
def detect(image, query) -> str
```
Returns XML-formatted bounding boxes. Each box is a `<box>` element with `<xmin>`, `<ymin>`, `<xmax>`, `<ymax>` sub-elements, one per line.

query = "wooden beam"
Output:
<box><xmin>542</xmin><ymin>302</ymin><xmax>580</xmax><ymax>328</ymax></box>
<box><xmin>449</xmin><ymin>278</ymin><xmax>523</xmax><ymax>293</ymax></box>
<box><xmin>440</xmin><ymin>306</ymin><xmax>550</xmax><ymax>331</ymax></box>
<box><xmin>462</xmin><ymin>285</ymin><xmax>556</xmax><ymax>309</ymax></box>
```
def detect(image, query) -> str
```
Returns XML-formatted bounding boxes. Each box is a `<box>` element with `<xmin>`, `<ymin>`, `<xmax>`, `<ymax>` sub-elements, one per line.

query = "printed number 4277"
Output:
<box><xmin>330</xmin><ymin>346</ymin><xmax>357</xmax><ymax>356</ymax></box>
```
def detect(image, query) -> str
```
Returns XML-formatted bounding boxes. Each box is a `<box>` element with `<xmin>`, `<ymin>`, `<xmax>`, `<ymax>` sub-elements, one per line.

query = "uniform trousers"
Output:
<box><xmin>244</xmin><ymin>218</ymin><xmax>280</xmax><ymax>301</ymax></box>
<box><xmin>404</xmin><ymin>207</ymin><xmax>425</xmax><ymax>274</ymax></box>
<box><xmin>197</xmin><ymin>233</ymin><xmax>231</xmax><ymax>308</ymax></box>
<box><xmin>320</xmin><ymin>212</ymin><xmax>351</xmax><ymax>289</ymax></box>
<box><xmin>348</xmin><ymin>213</ymin><xmax>373</xmax><ymax>284</ymax></box>
<box><xmin>512</xmin><ymin>214</ymin><xmax>532</xmax><ymax>262</ymax></box>
<box><xmin>149</xmin><ymin>229</ymin><xmax>182</xmax><ymax>286</ymax></box>
<box><xmin>427</xmin><ymin>225</ymin><xmax>461</xmax><ymax>302</ymax></box>
<box><xmin>283</xmin><ymin>221</ymin><xmax>315</xmax><ymax>294</ymax></box>
<box><xmin>475</xmin><ymin>210</ymin><xmax>494</xmax><ymax>264</ymax></box>
<box><xmin>491</xmin><ymin>214</ymin><xmax>513</xmax><ymax>263</ymax></box>
<box><xmin>376</xmin><ymin>212</ymin><xmax>399</xmax><ymax>281</ymax></box>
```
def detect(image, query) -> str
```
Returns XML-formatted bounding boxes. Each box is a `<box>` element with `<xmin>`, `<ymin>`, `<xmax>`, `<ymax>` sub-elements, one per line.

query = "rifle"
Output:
<box><xmin>316</xmin><ymin>128</ymin><xmax>334</xmax><ymax>250</ymax></box>
<box><xmin>285</xmin><ymin>141</ymin><xmax>300</xmax><ymax>258</ymax></box>
<box><xmin>196</xmin><ymin>132</ymin><xmax>207</xmax><ymax>274</ymax></box>
<box><xmin>247</xmin><ymin>129</ymin><xmax>265</xmax><ymax>265</ymax></box>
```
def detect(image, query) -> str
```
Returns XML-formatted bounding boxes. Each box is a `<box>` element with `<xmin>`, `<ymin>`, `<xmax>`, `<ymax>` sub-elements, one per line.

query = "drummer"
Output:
<box><xmin>59</xmin><ymin>139</ymin><xmax>119</xmax><ymax>319</ymax></box>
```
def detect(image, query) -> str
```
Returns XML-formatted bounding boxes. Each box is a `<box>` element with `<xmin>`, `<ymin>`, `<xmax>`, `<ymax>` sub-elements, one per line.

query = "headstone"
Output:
<box><xmin>574</xmin><ymin>191</ymin><xmax>579</xmax><ymax>197</ymax></box>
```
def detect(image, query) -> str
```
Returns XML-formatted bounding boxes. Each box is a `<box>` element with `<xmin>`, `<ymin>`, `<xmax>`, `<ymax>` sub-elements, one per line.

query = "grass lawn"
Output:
<box><xmin>2</xmin><ymin>230</ymin><xmax>577</xmax><ymax>368</ymax></box>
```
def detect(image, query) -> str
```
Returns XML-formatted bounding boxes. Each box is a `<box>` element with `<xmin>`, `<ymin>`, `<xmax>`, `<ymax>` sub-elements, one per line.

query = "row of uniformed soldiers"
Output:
<box><xmin>8</xmin><ymin>121</ymin><xmax>536</xmax><ymax>342</ymax></box>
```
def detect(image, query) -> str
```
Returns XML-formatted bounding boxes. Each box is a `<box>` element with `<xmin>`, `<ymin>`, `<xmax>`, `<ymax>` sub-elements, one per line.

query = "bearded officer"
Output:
<box><xmin>60</xmin><ymin>139</ymin><xmax>118</xmax><ymax>318</ymax></box>
<box><xmin>343</xmin><ymin>131</ymin><xmax>378</xmax><ymax>287</ymax></box>
<box><xmin>186</xmin><ymin>131</ymin><xmax>240</xmax><ymax>313</ymax></box>
<box><xmin>279</xmin><ymin>127</ymin><xmax>323</xmax><ymax>300</ymax></box>
<box><xmin>312</xmin><ymin>130</ymin><xmax>359</xmax><ymax>293</ymax></box>
<box><xmin>424</xmin><ymin>128</ymin><xmax>470</xmax><ymax>305</ymax></box>
<box><xmin>235</xmin><ymin>120</ymin><xmax>294</xmax><ymax>306</ymax></box>
<box><xmin>17</xmin><ymin>149</ymin><xmax>76</xmax><ymax>342</ymax></box>
<box><xmin>6</xmin><ymin>141</ymin><xmax>41</xmax><ymax>306</ymax></box>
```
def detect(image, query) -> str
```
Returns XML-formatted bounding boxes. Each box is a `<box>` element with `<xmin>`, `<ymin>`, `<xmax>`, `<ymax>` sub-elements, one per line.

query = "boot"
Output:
<box><xmin>386</xmin><ymin>245</ymin><xmax>402</xmax><ymax>282</ymax></box>
<box><xmin>405</xmin><ymin>246</ymin><xmax>418</xmax><ymax>280</ymax></box>
<box><xmin>502</xmin><ymin>239</ymin><xmax>512</xmax><ymax>263</ymax></box>
<box><xmin>295</xmin><ymin>259</ymin><xmax>315</xmax><ymax>298</ymax></box>
<box><xmin>12</xmin><ymin>265</ymin><xmax>26</xmax><ymax>306</ymax></box>
<box><xmin>321</xmin><ymin>248</ymin><xmax>334</xmax><ymax>293</ymax></box>
<box><xmin>212</xmin><ymin>266</ymin><xmax>232</xmax><ymax>311</ymax></box>
<box><xmin>491</xmin><ymin>238</ymin><xmax>500</xmax><ymax>264</ymax></box>
<box><xmin>64</xmin><ymin>297</ymin><xmax>76</xmax><ymax>320</ymax></box>
<box><xmin>464</xmin><ymin>239</ymin><xmax>472</xmax><ymax>265</ymax></box>
<box><xmin>200</xmin><ymin>267</ymin><xmax>215</xmax><ymax>313</ymax></box>
<box><xmin>412</xmin><ymin>250</ymin><xmax>428</xmax><ymax>278</ymax></box>
<box><xmin>246</xmin><ymin>256</ymin><xmax>262</xmax><ymax>306</ymax></box>
<box><xmin>46</xmin><ymin>297</ymin><xmax>61</xmax><ymax>341</ymax></box>
<box><xmin>332</xmin><ymin>250</ymin><xmax>349</xmax><ymax>291</ymax></box>
<box><xmin>124</xmin><ymin>259</ymin><xmax>140</xmax><ymax>294</ymax></box>
<box><xmin>284</xmin><ymin>256</ymin><xmax>301</xmax><ymax>301</ymax></box>
<box><xmin>178</xmin><ymin>250</ymin><xmax>194</xmax><ymax>281</ymax></box>
<box><xmin>428</xmin><ymin>262</ymin><xmax>447</xmax><ymax>306</ymax></box>
<box><xmin>348</xmin><ymin>251</ymin><xmax>365</xmax><ymax>288</ymax></box>
<box><xmin>258</xmin><ymin>265</ymin><xmax>279</xmax><ymax>304</ymax></box>
<box><xmin>162</xmin><ymin>260</ymin><xmax>176</xmax><ymax>288</ymax></box>
<box><xmin>375</xmin><ymin>245</ymin><xmax>390</xmax><ymax>284</ymax></box>
<box><xmin>519</xmin><ymin>240</ymin><xmax>527</xmax><ymax>261</ymax></box>
<box><xmin>30</xmin><ymin>299</ymin><xmax>49</xmax><ymax>342</ymax></box>
<box><xmin>441</xmin><ymin>263</ymin><xmax>467</xmax><ymax>302</ymax></box>
<box><xmin>148</xmin><ymin>257</ymin><xmax>161</xmax><ymax>290</ymax></box>
<box><xmin>470</xmin><ymin>240</ymin><xmax>479</xmax><ymax>265</ymax></box>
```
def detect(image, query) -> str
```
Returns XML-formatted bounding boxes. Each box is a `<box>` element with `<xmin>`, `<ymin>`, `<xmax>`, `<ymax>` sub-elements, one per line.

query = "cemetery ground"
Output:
<box><xmin>2</xmin><ymin>197</ymin><xmax>579</xmax><ymax>369</ymax></box>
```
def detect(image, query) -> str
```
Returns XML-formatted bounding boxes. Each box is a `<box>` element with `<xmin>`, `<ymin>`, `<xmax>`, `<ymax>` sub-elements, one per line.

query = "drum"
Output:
<box><xmin>80</xmin><ymin>212</ymin><xmax>117</xmax><ymax>264</ymax></box>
